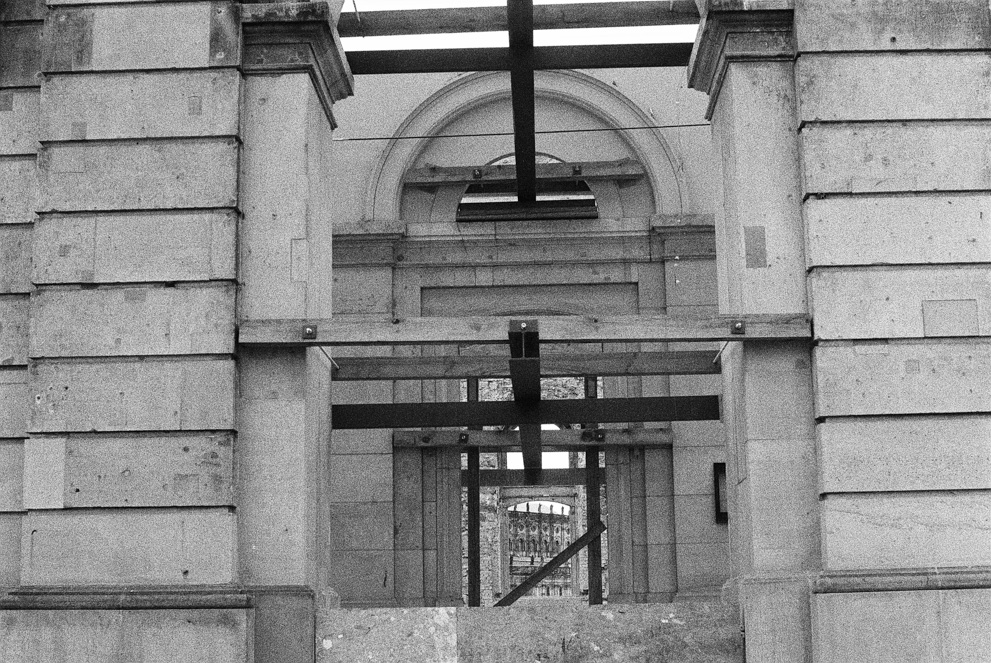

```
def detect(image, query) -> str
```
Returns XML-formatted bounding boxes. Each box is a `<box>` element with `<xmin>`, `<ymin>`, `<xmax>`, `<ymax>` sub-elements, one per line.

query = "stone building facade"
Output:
<box><xmin>0</xmin><ymin>1</ymin><xmax>989</xmax><ymax>662</ymax></box>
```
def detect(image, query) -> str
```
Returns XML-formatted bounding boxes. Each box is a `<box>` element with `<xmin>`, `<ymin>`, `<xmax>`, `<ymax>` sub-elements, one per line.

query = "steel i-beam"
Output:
<box><xmin>507</xmin><ymin>0</ymin><xmax>537</xmax><ymax>203</ymax></box>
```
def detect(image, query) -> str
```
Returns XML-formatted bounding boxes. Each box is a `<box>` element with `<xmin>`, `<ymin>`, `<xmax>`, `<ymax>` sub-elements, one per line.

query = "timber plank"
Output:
<box><xmin>394</xmin><ymin>428</ymin><xmax>673</xmax><ymax>449</ymax></box>
<box><xmin>337</xmin><ymin>2</ymin><xmax>699</xmax><ymax>37</ymax></box>
<box><xmin>334</xmin><ymin>351</ymin><xmax>719</xmax><ymax>381</ymax></box>
<box><xmin>240</xmin><ymin>314</ymin><xmax>810</xmax><ymax>346</ymax></box>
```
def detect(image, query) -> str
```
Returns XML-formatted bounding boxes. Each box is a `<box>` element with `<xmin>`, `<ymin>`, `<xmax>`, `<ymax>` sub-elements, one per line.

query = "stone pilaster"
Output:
<box><xmin>689</xmin><ymin>6</ymin><xmax>819</xmax><ymax>662</ymax></box>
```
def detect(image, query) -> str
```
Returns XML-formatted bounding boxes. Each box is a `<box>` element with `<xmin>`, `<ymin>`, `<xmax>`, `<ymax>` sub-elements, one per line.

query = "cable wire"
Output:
<box><xmin>332</xmin><ymin>122</ymin><xmax>710</xmax><ymax>141</ymax></box>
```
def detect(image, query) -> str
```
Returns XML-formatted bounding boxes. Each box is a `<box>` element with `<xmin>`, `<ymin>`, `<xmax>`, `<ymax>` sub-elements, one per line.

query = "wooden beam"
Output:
<box><xmin>393</xmin><ymin>428</ymin><xmax>673</xmax><ymax>449</ymax></box>
<box><xmin>337</xmin><ymin>2</ymin><xmax>700</xmax><ymax>38</ymax></box>
<box><xmin>333</xmin><ymin>351</ymin><xmax>720</xmax><ymax>381</ymax></box>
<box><xmin>405</xmin><ymin>159</ymin><xmax>645</xmax><ymax>185</ymax></box>
<box><xmin>456</xmin><ymin>200</ymin><xmax>599</xmax><ymax>222</ymax></box>
<box><xmin>345</xmin><ymin>43</ymin><xmax>694</xmax><ymax>75</ymax></box>
<box><xmin>508</xmin><ymin>0</ymin><xmax>537</xmax><ymax>203</ymax></box>
<box><xmin>466</xmin><ymin>378</ymin><xmax>481</xmax><ymax>607</ymax></box>
<box><xmin>333</xmin><ymin>395</ymin><xmax>719</xmax><ymax>429</ymax></box>
<box><xmin>584</xmin><ymin>378</ymin><xmax>604</xmax><ymax>605</ymax></box>
<box><xmin>495</xmin><ymin>520</ymin><xmax>607</xmax><ymax>606</ymax></box>
<box><xmin>240</xmin><ymin>314</ymin><xmax>811</xmax><ymax>346</ymax></box>
<box><xmin>468</xmin><ymin>468</ymin><xmax>600</xmax><ymax>487</ymax></box>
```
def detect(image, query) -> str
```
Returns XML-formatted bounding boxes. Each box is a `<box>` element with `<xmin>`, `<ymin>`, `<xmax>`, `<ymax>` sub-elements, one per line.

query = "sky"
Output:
<box><xmin>340</xmin><ymin>0</ymin><xmax>699</xmax><ymax>51</ymax></box>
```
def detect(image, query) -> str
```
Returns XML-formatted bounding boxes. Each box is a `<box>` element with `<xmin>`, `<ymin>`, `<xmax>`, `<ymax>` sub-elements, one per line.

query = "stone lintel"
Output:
<box><xmin>688</xmin><ymin>8</ymin><xmax>795</xmax><ymax>119</ymax></box>
<box><xmin>0</xmin><ymin>584</ymin><xmax>314</xmax><ymax>610</ymax></box>
<box><xmin>241</xmin><ymin>1</ymin><xmax>353</xmax><ymax>128</ymax></box>
<box><xmin>815</xmin><ymin>568</ymin><xmax>991</xmax><ymax>594</ymax></box>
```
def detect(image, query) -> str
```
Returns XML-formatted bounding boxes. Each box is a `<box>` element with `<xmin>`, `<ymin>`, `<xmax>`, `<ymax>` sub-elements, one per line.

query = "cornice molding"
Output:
<box><xmin>241</xmin><ymin>1</ymin><xmax>354</xmax><ymax>128</ymax></box>
<box><xmin>688</xmin><ymin>8</ymin><xmax>795</xmax><ymax>119</ymax></box>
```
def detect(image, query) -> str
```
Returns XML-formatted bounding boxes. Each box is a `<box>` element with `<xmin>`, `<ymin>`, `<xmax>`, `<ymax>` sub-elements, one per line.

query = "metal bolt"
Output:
<box><xmin>302</xmin><ymin>325</ymin><xmax>317</xmax><ymax>340</ymax></box>
<box><xmin>472</xmin><ymin>169</ymin><xmax>483</xmax><ymax>179</ymax></box>
<box><xmin>520</xmin><ymin>322</ymin><xmax>527</xmax><ymax>329</ymax></box>
<box><xmin>730</xmin><ymin>320</ymin><xmax>745</xmax><ymax>335</ymax></box>
<box><xmin>458</xmin><ymin>433</ymin><xmax>469</xmax><ymax>444</ymax></box>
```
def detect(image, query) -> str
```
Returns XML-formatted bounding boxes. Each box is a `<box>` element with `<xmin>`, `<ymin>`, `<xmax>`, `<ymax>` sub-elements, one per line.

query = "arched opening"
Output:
<box><xmin>456</xmin><ymin>153</ymin><xmax>598</xmax><ymax>222</ymax></box>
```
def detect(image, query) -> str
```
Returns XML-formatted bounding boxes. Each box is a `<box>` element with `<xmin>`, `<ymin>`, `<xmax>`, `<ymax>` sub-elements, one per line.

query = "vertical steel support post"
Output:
<box><xmin>466</xmin><ymin>378</ymin><xmax>482</xmax><ymax>606</ymax></box>
<box><xmin>584</xmin><ymin>376</ymin><xmax>604</xmax><ymax>604</ymax></box>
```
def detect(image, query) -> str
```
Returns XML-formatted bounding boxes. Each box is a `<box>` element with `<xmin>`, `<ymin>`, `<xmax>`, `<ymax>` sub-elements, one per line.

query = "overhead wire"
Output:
<box><xmin>332</xmin><ymin>122</ymin><xmax>711</xmax><ymax>141</ymax></box>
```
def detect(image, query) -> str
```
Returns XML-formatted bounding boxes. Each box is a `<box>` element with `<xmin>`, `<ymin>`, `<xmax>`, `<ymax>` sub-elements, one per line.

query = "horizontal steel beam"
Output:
<box><xmin>333</xmin><ymin>351</ymin><xmax>719</xmax><ymax>381</ymax></box>
<box><xmin>332</xmin><ymin>395</ymin><xmax>719</xmax><ymax>429</ymax></box>
<box><xmin>338</xmin><ymin>2</ymin><xmax>700</xmax><ymax>38</ymax></box>
<box><xmin>346</xmin><ymin>43</ymin><xmax>694</xmax><ymax>74</ymax></box>
<box><xmin>395</xmin><ymin>428</ymin><xmax>673</xmax><ymax>449</ymax></box>
<box><xmin>240</xmin><ymin>314</ymin><xmax>811</xmax><ymax>346</ymax></box>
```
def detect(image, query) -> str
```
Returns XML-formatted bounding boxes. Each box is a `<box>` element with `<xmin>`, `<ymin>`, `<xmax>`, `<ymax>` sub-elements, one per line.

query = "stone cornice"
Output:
<box><xmin>688</xmin><ymin>8</ymin><xmax>795</xmax><ymax>119</ymax></box>
<box><xmin>241</xmin><ymin>1</ymin><xmax>354</xmax><ymax>128</ymax></box>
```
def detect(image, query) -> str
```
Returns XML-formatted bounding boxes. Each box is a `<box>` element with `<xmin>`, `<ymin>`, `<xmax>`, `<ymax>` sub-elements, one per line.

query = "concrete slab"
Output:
<box><xmin>822</xmin><ymin>493</ymin><xmax>991</xmax><ymax>570</ymax></box>
<box><xmin>33</xmin><ymin>211</ymin><xmax>236</xmax><ymax>284</ymax></box>
<box><xmin>0</xmin><ymin>369</ymin><xmax>27</xmax><ymax>438</ymax></box>
<box><xmin>459</xmin><ymin>602</ymin><xmax>742</xmax><ymax>662</ymax></box>
<box><xmin>814</xmin><ymin>340</ymin><xmax>991</xmax><ymax>416</ymax></box>
<box><xmin>318</xmin><ymin>603</ymin><xmax>742</xmax><ymax>663</ymax></box>
<box><xmin>804</xmin><ymin>193</ymin><xmax>991</xmax><ymax>267</ymax></box>
<box><xmin>29</xmin><ymin>284</ymin><xmax>235</xmax><ymax>357</ymax></box>
<box><xmin>23</xmin><ymin>433</ymin><xmax>234</xmax><ymax>509</ymax></box>
<box><xmin>20</xmin><ymin>508</ymin><xmax>236</xmax><ymax>585</ymax></box>
<box><xmin>0</xmin><ymin>439</ymin><xmax>23</xmax><ymax>512</ymax></box>
<box><xmin>0</xmin><ymin>609</ymin><xmax>250</xmax><ymax>663</ymax></box>
<box><xmin>0</xmin><ymin>294</ymin><xmax>28</xmax><ymax>365</ymax></box>
<box><xmin>798</xmin><ymin>53</ymin><xmax>991</xmax><ymax>122</ymax></box>
<box><xmin>29</xmin><ymin>358</ymin><xmax>235</xmax><ymax>432</ymax></box>
<box><xmin>810</xmin><ymin>266</ymin><xmax>991</xmax><ymax>339</ymax></box>
<box><xmin>812</xmin><ymin>589</ymin><xmax>991</xmax><ymax>663</ymax></box>
<box><xmin>38</xmin><ymin>139</ymin><xmax>238</xmax><ymax>212</ymax></box>
<box><xmin>43</xmin><ymin>3</ymin><xmax>239</xmax><ymax>72</ymax></box>
<box><xmin>796</xmin><ymin>0</ymin><xmax>991</xmax><ymax>51</ymax></box>
<box><xmin>41</xmin><ymin>70</ymin><xmax>240</xmax><ymax>141</ymax></box>
<box><xmin>802</xmin><ymin>123</ymin><xmax>991</xmax><ymax>194</ymax></box>
<box><xmin>818</xmin><ymin>415</ymin><xmax>991</xmax><ymax>493</ymax></box>
<box><xmin>0</xmin><ymin>88</ymin><xmax>39</xmax><ymax>156</ymax></box>
<box><xmin>0</xmin><ymin>157</ymin><xmax>38</xmax><ymax>225</ymax></box>
<box><xmin>0</xmin><ymin>225</ymin><xmax>31</xmax><ymax>294</ymax></box>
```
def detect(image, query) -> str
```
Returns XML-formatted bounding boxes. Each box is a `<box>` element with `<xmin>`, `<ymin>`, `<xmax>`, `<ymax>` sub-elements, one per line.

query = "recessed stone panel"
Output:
<box><xmin>29</xmin><ymin>359</ymin><xmax>235</xmax><ymax>433</ymax></box>
<box><xmin>796</xmin><ymin>0</ymin><xmax>991</xmax><ymax>52</ymax></box>
<box><xmin>41</xmin><ymin>70</ymin><xmax>240</xmax><ymax>141</ymax></box>
<box><xmin>804</xmin><ymin>194</ymin><xmax>991</xmax><ymax>267</ymax></box>
<box><xmin>0</xmin><ymin>294</ymin><xmax>28</xmax><ymax>365</ymax></box>
<box><xmin>822</xmin><ymin>493</ymin><xmax>991</xmax><ymax>570</ymax></box>
<box><xmin>803</xmin><ymin>123</ymin><xmax>991</xmax><ymax>195</ymax></box>
<box><xmin>0</xmin><ymin>89</ymin><xmax>39</xmax><ymax>156</ymax></box>
<box><xmin>818</xmin><ymin>415</ymin><xmax>991</xmax><ymax>493</ymax></box>
<box><xmin>0</xmin><ymin>157</ymin><xmax>38</xmax><ymax>225</ymax></box>
<box><xmin>810</xmin><ymin>266</ymin><xmax>991</xmax><ymax>340</ymax></box>
<box><xmin>0</xmin><ymin>609</ymin><xmax>251</xmax><ymax>663</ymax></box>
<box><xmin>20</xmin><ymin>508</ymin><xmax>236</xmax><ymax>585</ymax></box>
<box><xmin>29</xmin><ymin>284</ymin><xmax>235</xmax><ymax>357</ymax></box>
<box><xmin>814</xmin><ymin>341</ymin><xmax>991</xmax><ymax>417</ymax></box>
<box><xmin>33</xmin><ymin>211</ymin><xmax>236</xmax><ymax>285</ymax></box>
<box><xmin>798</xmin><ymin>53</ymin><xmax>991</xmax><ymax>121</ymax></box>
<box><xmin>43</xmin><ymin>3</ymin><xmax>239</xmax><ymax>72</ymax></box>
<box><xmin>38</xmin><ymin>139</ymin><xmax>238</xmax><ymax>212</ymax></box>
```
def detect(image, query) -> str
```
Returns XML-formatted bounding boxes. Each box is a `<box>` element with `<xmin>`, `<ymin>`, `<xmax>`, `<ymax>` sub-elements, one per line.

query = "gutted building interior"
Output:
<box><xmin>1</xmin><ymin>0</ymin><xmax>990</xmax><ymax>661</ymax></box>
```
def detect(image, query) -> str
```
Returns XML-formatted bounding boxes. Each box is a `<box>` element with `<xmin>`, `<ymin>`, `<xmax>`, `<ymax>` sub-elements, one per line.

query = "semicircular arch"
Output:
<box><xmin>364</xmin><ymin>70</ymin><xmax>685</xmax><ymax>222</ymax></box>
